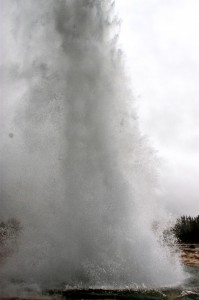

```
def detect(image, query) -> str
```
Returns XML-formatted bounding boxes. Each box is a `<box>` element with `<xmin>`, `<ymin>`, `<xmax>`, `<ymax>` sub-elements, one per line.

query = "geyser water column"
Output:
<box><xmin>0</xmin><ymin>0</ymin><xmax>185</xmax><ymax>289</ymax></box>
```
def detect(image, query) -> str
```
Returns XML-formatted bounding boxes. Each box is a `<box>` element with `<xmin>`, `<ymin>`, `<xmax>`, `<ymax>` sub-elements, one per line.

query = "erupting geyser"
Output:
<box><xmin>0</xmin><ymin>0</ymin><xmax>185</xmax><ymax>293</ymax></box>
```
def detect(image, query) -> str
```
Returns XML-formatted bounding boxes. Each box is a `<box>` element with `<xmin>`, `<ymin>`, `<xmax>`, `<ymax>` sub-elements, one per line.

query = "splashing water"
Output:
<box><xmin>0</xmin><ymin>0</ymin><xmax>185</xmax><ymax>293</ymax></box>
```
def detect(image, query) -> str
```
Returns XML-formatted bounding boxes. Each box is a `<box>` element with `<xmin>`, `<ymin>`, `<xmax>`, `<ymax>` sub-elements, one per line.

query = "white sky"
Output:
<box><xmin>116</xmin><ymin>0</ymin><xmax>199</xmax><ymax>216</ymax></box>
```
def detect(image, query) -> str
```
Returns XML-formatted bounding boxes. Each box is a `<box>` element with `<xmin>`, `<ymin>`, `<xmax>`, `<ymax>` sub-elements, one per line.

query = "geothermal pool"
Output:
<box><xmin>0</xmin><ymin>266</ymin><xmax>199</xmax><ymax>299</ymax></box>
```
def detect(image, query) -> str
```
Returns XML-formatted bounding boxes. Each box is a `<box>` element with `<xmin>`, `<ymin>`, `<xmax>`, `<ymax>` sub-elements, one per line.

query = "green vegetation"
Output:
<box><xmin>173</xmin><ymin>215</ymin><xmax>199</xmax><ymax>244</ymax></box>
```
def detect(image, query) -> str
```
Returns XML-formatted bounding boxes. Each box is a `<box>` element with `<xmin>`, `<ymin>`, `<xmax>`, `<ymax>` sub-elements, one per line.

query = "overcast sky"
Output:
<box><xmin>116</xmin><ymin>0</ymin><xmax>199</xmax><ymax>216</ymax></box>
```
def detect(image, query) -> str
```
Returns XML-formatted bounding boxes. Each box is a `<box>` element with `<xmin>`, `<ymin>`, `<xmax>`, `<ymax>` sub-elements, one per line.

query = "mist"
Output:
<box><xmin>0</xmin><ymin>0</ymin><xmax>185</xmax><ymax>292</ymax></box>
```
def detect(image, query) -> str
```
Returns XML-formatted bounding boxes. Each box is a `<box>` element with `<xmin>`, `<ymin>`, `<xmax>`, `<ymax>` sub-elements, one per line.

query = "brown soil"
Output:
<box><xmin>180</xmin><ymin>244</ymin><xmax>199</xmax><ymax>266</ymax></box>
